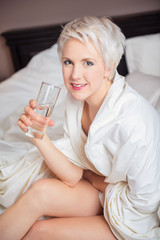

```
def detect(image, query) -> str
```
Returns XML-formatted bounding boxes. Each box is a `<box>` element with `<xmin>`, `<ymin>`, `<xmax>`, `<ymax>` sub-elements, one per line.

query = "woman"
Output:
<box><xmin>0</xmin><ymin>16</ymin><xmax>160</xmax><ymax>240</ymax></box>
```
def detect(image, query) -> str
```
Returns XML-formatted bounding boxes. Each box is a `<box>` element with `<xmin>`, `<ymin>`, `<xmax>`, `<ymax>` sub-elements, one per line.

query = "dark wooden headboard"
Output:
<box><xmin>1</xmin><ymin>10</ymin><xmax>160</xmax><ymax>76</ymax></box>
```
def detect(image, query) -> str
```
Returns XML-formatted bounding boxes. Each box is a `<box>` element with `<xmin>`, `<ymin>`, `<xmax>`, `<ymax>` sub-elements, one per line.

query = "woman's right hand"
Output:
<box><xmin>17</xmin><ymin>99</ymin><xmax>37</xmax><ymax>133</ymax></box>
<box><xmin>17</xmin><ymin>99</ymin><xmax>54</xmax><ymax>133</ymax></box>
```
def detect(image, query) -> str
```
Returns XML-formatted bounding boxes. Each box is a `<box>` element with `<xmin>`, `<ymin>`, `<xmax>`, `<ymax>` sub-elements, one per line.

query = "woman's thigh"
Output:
<box><xmin>23</xmin><ymin>215</ymin><xmax>117</xmax><ymax>240</ymax></box>
<box><xmin>32</xmin><ymin>178</ymin><xmax>102</xmax><ymax>218</ymax></box>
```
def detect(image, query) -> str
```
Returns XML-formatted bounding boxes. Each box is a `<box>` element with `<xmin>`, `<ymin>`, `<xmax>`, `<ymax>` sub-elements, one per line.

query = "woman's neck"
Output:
<box><xmin>85</xmin><ymin>80</ymin><xmax>112</xmax><ymax>121</ymax></box>
<box><xmin>81</xmin><ymin>80</ymin><xmax>112</xmax><ymax>135</ymax></box>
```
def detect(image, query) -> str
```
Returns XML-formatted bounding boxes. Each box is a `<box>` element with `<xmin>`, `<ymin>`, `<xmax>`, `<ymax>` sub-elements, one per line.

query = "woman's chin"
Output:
<box><xmin>70</xmin><ymin>92</ymin><xmax>86</xmax><ymax>101</ymax></box>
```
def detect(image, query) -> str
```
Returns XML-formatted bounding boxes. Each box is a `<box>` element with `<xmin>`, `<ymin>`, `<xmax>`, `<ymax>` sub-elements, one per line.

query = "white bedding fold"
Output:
<box><xmin>0</xmin><ymin>142</ymin><xmax>54</xmax><ymax>213</ymax></box>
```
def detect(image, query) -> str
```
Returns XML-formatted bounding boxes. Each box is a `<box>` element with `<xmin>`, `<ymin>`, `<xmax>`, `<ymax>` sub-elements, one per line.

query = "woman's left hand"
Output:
<box><xmin>83</xmin><ymin>170</ymin><xmax>109</xmax><ymax>193</ymax></box>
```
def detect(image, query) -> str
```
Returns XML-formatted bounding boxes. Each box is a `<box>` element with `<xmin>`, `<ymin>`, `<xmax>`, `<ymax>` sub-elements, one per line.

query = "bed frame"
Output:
<box><xmin>1</xmin><ymin>10</ymin><xmax>160</xmax><ymax>76</ymax></box>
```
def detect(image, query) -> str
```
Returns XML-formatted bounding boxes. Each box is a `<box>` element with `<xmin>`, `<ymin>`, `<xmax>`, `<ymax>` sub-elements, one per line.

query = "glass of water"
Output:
<box><xmin>26</xmin><ymin>82</ymin><xmax>61</xmax><ymax>139</ymax></box>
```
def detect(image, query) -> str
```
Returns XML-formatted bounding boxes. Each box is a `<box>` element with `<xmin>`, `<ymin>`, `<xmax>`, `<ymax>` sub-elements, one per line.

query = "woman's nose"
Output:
<box><xmin>71</xmin><ymin>65</ymin><xmax>82</xmax><ymax>80</ymax></box>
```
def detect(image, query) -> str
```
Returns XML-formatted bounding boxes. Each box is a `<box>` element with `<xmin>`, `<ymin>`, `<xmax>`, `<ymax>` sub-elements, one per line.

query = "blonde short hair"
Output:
<box><xmin>58</xmin><ymin>16</ymin><xmax>125</xmax><ymax>79</ymax></box>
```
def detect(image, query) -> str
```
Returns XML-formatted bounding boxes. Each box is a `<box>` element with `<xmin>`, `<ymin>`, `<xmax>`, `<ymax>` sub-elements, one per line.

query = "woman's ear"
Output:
<box><xmin>104</xmin><ymin>68</ymin><xmax>111</xmax><ymax>79</ymax></box>
<box><xmin>104</xmin><ymin>63</ymin><xmax>116</xmax><ymax>81</ymax></box>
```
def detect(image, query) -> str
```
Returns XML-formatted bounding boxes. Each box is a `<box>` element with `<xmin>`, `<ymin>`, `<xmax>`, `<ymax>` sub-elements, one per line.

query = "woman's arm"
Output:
<box><xmin>32</xmin><ymin>134</ymin><xmax>83</xmax><ymax>187</ymax></box>
<box><xmin>17</xmin><ymin>100</ymin><xmax>83</xmax><ymax>187</ymax></box>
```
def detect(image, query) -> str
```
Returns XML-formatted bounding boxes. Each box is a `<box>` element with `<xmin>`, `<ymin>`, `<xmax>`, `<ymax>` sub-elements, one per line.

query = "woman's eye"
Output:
<box><xmin>64</xmin><ymin>60</ymin><xmax>72</xmax><ymax>65</ymax></box>
<box><xmin>86</xmin><ymin>61</ymin><xmax>94</xmax><ymax>66</ymax></box>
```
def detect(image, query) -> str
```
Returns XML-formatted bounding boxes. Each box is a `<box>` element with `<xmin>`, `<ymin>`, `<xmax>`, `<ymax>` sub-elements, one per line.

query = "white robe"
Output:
<box><xmin>54</xmin><ymin>72</ymin><xmax>160</xmax><ymax>239</ymax></box>
<box><xmin>0</xmin><ymin>72</ymin><xmax>159</xmax><ymax>239</ymax></box>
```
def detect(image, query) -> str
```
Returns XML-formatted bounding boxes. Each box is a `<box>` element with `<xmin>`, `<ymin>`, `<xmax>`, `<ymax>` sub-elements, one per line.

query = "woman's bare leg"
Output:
<box><xmin>23</xmin><ymin>215</ymin><xmax>116</xmax><ymax>240</ymax></box>
<box><xmin>0</xmin><ymin>178</ymin><xmax>103</xmax><ymax>240</ymax></box>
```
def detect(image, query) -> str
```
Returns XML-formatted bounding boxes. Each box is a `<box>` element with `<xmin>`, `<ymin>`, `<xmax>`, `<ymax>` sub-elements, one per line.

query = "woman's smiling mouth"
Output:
<box><xmin>71</xmin><ymin>83</ymin><xmax>87</xmax><ymax>90</ymax></box>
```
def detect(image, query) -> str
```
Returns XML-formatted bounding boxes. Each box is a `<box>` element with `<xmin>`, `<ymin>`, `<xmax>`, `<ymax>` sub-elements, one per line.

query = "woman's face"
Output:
<box><xmin>62</xmin><ymin>38</ymin><xmax>110</xmax><ymax>105</ymax></box>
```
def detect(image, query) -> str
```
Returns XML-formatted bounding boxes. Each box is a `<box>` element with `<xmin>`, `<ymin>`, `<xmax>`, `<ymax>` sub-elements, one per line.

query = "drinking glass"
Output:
<box><xmin>26</xmin><ymin>82</ymin><xmax>61</xmax><ymax>139</ymax></box>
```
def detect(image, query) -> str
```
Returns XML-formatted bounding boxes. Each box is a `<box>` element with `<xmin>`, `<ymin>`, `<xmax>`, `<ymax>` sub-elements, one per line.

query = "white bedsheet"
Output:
<box><xmin>0</xmin><ymin>43</ymin><xmax>160</xmax><ymax>213</ymax></box>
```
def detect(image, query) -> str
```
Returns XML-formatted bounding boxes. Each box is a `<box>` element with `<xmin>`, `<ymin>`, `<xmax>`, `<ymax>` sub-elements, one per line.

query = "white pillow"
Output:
<box><xmin>126</xmin><ymin>72</ymin><xmax>160</xmax><ymax>114</ymax></box>
<box><xmin>0</xmin><ymin>44</ymin><xmax>65</xmax><ymax>122</ymax></box>
<box><xmin>125</xmin><ymin>33</ymin><xmax>160</xmax><ymax>77</ymax></box>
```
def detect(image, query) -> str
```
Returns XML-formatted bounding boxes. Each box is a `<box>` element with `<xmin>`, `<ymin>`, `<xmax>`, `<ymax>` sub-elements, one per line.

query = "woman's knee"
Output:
<box><xmin>30</xmin><ymin>178</ymin><xmax>54</xmax><ymax>199</ymax></box>
<box><xmin>27</xmin><ymin>178</ymin><xmax>58</xmax><ymax>210</ymax></box>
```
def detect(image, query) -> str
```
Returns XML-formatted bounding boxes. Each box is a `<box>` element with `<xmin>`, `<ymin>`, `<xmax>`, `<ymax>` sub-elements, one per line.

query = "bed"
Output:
<box><xmin>0</xmin><ymin>10</ymin><xmax>160</xmax><ymax>213</ymax></box>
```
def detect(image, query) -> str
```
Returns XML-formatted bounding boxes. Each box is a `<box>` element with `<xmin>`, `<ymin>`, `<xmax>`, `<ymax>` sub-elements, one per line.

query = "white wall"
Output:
<box><xmin>0</xmin><ymin>0</ymin><xmax>160</xmax><ymax>81</ymax></box>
